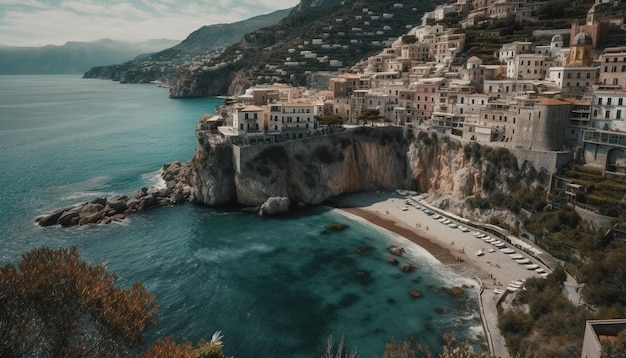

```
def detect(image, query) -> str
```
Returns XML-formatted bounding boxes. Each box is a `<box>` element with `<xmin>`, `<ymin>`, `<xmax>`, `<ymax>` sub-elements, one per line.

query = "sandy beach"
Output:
<box><xmin>330</xmin><ymin>191</ymin><xmax>551</xmax><ymax>358</ymax></box>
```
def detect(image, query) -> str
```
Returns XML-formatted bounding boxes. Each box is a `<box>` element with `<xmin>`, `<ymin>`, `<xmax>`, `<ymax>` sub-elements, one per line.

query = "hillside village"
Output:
<box><xmin>202</xmin><ymin>0</ymin><xmax>626</xmax><ymax>185</ymax></box>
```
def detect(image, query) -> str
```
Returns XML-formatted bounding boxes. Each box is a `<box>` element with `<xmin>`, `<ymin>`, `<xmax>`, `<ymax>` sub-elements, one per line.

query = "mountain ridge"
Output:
<box><xmin>83</xmin><ymin>8</ymin><xmax>292</xmax><ymax>83</ymax></box>
<box><xmin>0</xmin><ymin>39</ymin><xmax>179</xmax><ymax>75</ymax></box>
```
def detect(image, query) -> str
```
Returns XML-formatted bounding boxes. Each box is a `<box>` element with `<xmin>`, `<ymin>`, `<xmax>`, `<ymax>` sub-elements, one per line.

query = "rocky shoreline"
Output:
<box><xmin>36</xmin><ymin>161</ymin><xmax>295</xmax><ymax>227</ymax></box>
<box><xmin>36</xmin><ymin>162</ymin><xmax>192</xmax><ymax>227</ymax></box>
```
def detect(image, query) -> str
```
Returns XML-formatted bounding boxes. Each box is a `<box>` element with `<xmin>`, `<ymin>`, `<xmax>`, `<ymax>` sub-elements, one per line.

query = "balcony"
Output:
<box><xmin>583</xmin><ymin>130</ymin><xmax>626</xmax><ymax>148</ymax></box>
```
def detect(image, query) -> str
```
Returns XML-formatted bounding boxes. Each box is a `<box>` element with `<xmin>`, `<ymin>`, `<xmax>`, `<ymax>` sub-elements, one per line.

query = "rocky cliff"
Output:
<box><xmin>187</xmin><ymin>127</ymin><xmax>540</xmax><ymax>216</ymax></box>
<box><xmin>38</xmin><ymin>126</ymin><xmax>541</xmax><ymax>226</ymax></box>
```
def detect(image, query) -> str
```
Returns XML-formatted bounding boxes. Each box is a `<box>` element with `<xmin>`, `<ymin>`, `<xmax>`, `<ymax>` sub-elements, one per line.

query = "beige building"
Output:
<box><xmin>598</xmin><ymin>47</ymin><xmax>626</xmax><ymax>88</ymax></box>
<box><xmin>234</xmin><ymin>105</ymin><xmax>264</xmax><ymax>134</ymax></box>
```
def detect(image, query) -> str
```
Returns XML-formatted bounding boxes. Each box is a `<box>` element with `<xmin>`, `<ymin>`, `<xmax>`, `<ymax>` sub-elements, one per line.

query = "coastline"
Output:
<box><xmin>329</xmin><ymin>191</ymin><xmax>550</xmax><ymax>358</ymax></box>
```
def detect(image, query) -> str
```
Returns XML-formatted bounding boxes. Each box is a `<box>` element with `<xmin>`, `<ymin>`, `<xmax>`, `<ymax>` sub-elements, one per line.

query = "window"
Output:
<box><xmin>606</xmin><ymin>110</ymin><xmax>610</xmax><ymax>119</ymax></box>
<box><xmin>587</xmin><ymin>73</ymin><xmax>591</xmax><ymax>79</ymax></box>
<box><xmin>617</xmin><ymin>110</ymin><xmax>622</xmax><ymax>119</ymax></box>
<box><xmin>244</xmin><ymin>113</ymin><xmax>249</xmax><ymax>119</ymax></box>
<box><xmin>619</xmin><ymin>98</ymin><xmax>623</xmax><ymax>106</ymax></box>
<box><xmin>598</xmin><ymin>98</ymin><xmax>603</xmax><ymax>105</ymax></box>
<box><xmin>608</xmin><ymin>98</ymin><xmax>612</xmax><ymax>105</ymax></box>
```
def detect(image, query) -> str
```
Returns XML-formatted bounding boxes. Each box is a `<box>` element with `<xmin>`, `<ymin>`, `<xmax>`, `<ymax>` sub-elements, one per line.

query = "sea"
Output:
<box><xmin>0</xmin><ymin>75</ymin><xmax>483</xmax><ymax>357</ymax></box>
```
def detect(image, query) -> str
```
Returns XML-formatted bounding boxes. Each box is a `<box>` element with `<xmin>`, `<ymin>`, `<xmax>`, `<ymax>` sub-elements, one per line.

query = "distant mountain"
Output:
<box><xmin>166</xmin><ymin>0</ymin><xmax>438</xmax><ymax>98</ymax></box>
<box><xmin>0</xmin><ymin>39</ymin><xmax>180</xmax><ymax>75</ymax></box>
<box><xmin>83</xmin><ymin>8</ymin><xmax>292</xmax><ymax>83</ymax></box>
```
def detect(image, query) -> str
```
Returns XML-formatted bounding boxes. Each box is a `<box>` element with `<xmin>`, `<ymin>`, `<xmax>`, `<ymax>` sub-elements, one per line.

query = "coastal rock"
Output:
<box><xmin>327</xmin><ymin>223</ymin><xmax>347</xmax><ymax>231</ymax></box>
<box><xmin>387</xmin><ymin>257</ymin><xmax>399</xmax><ymax>265</ymax></box>
<box><xmin>58</xmin><ymin>210</ymin><xmax>80</xmax><ymax>227</ymax></box>
<box><xmin>36</xmin><ymin>161</ymin><xmax>194</xmax><ymax>227</ymax></box>
<box><xmin>448</xmin><ymin>287</ymin><xmax>465</xmax><ymax>296</ymax></box>
<box><xmin>409</xmin><ymin>289</ymin><xmax>422</xmax><ymax>298</ymax></box>
<box><xmin>36</xmin><ymin>207</ymin><xmax>73</xmax><ymax>227</ymax></box>
<box><xmin>258</xmin><ymin>196</ymin><xmax>291</xmax><ymax>216</ymax></box>
<box><xmin>400</xmin><ymin>263</ymin><xmax>416</xmax><ymax>272</ymax></box>
<box><xmin>388</xmin><ymin>246</ymin><xmax>406</xmax><ymax>256</ymax></box>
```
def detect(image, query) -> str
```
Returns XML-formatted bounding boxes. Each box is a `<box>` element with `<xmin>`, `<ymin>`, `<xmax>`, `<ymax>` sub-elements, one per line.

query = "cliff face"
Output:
<box><xmin>233</xmin><ymin>128</ymin><xmax>411</xmax><ymax>206</ymax></box>
<box><xmin>188</xmin><ymin>134</ymin><xmax>237</xmax><ymax>205</ymax></box>
<box><xmin>188</xmin><ymin>127</ymin><xmax>537</xmax><ymax>212</ymax></box>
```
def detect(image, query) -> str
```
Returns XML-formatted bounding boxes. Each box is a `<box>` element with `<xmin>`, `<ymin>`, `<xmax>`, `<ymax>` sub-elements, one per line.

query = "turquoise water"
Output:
<box><xmin>0</xmin><ymin>75</ymin><xmax>482</xmax><ymax>357</ymax></box>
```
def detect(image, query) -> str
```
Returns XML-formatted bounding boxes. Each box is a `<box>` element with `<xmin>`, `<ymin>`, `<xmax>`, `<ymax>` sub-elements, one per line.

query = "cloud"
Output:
<box><xmin>0</xmin><ymin>0</ymin><xmax>300</xmax><ymax>47</ymax></box>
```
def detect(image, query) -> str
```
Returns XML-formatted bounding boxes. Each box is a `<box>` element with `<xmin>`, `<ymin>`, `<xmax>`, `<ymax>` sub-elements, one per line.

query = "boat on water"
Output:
<box><xmin>475</xmin><ymin>249</ymin><xmax>485</xmax><ymax>256</ymax></box>
<box><xmin>516</xmin><ymin>258</ymin><xmax>531</xmax><ymax>264</ymax></box>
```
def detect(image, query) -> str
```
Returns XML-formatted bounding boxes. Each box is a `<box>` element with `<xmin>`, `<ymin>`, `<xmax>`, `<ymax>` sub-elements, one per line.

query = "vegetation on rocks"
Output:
<box><xmin>498</xmin><ymin>268</ymin><xmax>592</xmax><ymax>357</ymax></box>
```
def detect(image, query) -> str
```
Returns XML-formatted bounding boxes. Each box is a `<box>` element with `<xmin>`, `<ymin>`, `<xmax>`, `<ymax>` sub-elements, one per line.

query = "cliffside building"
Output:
<box><xmin>598</xmin><ymin>47</ymin><xmax>626</xmax><ymax>88</ymax></box>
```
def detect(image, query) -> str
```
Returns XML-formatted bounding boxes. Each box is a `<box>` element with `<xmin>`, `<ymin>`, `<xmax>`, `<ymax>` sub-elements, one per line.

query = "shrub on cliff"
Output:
<box><xmin>0</xmin><ymin>247</ymin><xmax>223</xmax><ymax>358</ymax></box>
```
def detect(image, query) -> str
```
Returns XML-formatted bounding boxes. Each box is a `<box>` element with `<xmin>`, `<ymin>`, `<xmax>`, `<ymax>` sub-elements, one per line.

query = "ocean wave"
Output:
<box><xmin>193</xmin><ymin>243</ymin><xmax>273</xmax><ymax>265</ymax></box>
<box><xmin>142</xmin><ymin>169</ymin><xmax>166</xmax><ymax>189</ymax></box>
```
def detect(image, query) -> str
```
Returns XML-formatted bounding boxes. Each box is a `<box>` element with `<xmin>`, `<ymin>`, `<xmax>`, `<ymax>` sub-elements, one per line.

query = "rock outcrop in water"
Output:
<box><xmin>36</xmin><ymin>162</ymin><xmax>192</xmax><ymax>227</ymax></box>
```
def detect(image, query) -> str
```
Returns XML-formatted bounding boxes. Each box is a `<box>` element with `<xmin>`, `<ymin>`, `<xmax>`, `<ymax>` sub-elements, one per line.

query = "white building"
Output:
<box><xmin>508</xmin><ymin>53</ymin><xmax>550</xmax><ymax>80</ymax></box>
<box><xmin>499</xmin><ymin>41</ymin><xmax>533</xmax><ymax>63</ymax></box>
<box><xmin>590</xmin><ymin>90</ymin><xmax>626</xmax><ymax>131</ymax></box>
<box><xmin>269</xmin><ymin>102</ymin><xmax>318</xmax><ymax>132</ymax></box>
<box><xmin>548</xmin><ymin>66</ymin><xmax>598</xmax><ymax>96</ymax></box>
<box><xmin>234</xmin><ymin>105</ymin><xmax>264</xmax><ymax>134</ymax></box>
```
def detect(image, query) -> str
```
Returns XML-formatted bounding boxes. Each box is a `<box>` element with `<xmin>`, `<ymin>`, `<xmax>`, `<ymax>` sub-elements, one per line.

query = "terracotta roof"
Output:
<box><xmin>536</xmin><ymin>97</ymin><xmax>569</xmax><ymax>106</ymax></box>
<box><xmin>241</xmin><ymin>105</ymin><xmax>263</xmax><ymax>112</ymax></box>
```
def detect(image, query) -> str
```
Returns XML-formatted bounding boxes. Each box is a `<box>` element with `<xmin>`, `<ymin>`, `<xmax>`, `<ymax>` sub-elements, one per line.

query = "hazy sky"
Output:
<box><xmin>0</xmin><ymin>0</ymin><xmax>300</xmax><ymax>47</ymax></box>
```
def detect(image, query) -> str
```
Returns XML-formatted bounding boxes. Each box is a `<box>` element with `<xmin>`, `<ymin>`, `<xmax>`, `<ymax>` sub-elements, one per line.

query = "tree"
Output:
<box><xmin>0</xmin><ymin>247</ymin><xmax>222</xmax><ymax>358</ymax></box>
<box><xmin>315</xmin><ymin>114</ymin><xmax>346</xmax><ymax>127</ymax></box>
<box><xmin>357</xmin><ymin>109</ymin><xmax>387</xmax><ymax>124</ymax></box>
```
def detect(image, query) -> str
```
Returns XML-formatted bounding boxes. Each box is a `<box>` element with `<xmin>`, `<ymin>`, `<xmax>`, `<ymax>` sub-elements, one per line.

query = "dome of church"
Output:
<box><xmin>572</xmin><ymin>32</ymin><xmax>593</xmax><ymax>46</ymax></box>
<box><xmin>551</xmin><ymin>34</ymin><xmax>563</xmax><ymax>43</ymax></box>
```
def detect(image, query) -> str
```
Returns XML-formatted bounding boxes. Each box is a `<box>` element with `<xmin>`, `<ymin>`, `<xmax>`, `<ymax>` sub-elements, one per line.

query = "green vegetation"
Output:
<box><xmin>0</xmin><ymin>247</ymin><xmax>224</xmax><ymax>358</ymax></box>
<box><xmin>382</xmin><ymin>335</ymin><xmax>491</xmax><ymax>357</ymax></box>
<box><xmin>357</xmin><ymin>109</ymin><xmax>387</xmax><ymax>124</ymax></box>
<box><xmin>498</xmin><ymin>268</ymin><xmax>592</xmax><ymax>357</ymax></box>
<box><xmin>489</xmin><ymin>179</ymin><xmax>626</xmax><ymax>357</ymax></box>
<box><xmin>562</xmin><ymin>165</ymin><xmax>626</xmax><ymax>216</ymax></box>
<box><xmin>316</xmin><ymin>114</ymin><xmax>346</xmax><ymax>127</ymax></box>
<box><xmin>462</xmin><ymin>0</ymin><xmax>595</xmax><ymax>59</ymax></box>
